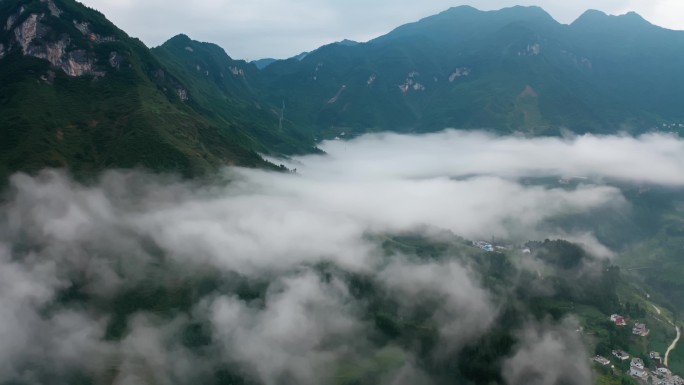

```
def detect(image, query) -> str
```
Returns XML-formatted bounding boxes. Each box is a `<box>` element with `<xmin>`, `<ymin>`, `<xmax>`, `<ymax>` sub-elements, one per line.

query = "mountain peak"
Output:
<box><xmin>375</xmin><ymin>5</ymin><xmax>558</xmax><ymax>45</ymax></box>
<box><xmin>497</xmin><ymin>5</ymin><xmax>553</xmax><ymax>17</ymax></box>
<box><xmin>441</xmin><ymin>5</ymin><xmax>480</xmax><ymax>15</ymax></box>
<box><xmin>572</xmin><ymin>9</ymin><xmax>653</xmax><ymax>28</ymax></box>
<box><xmin>336</xmin><ymin>39</ymin><xmax>359</xmax><ymax>47</ymax></box>
<box><xmin>168</xmin><ymin>33</ymin><xmax>193</xmax><ymax>43</ymax></box>
<box><xmin>620</xmin><ymin>11</ymin><xmax>652</xmax><ymax>26</ymax></box>
<box><xmin>440</xmin><ymin>5</ymin><xmax>554</xmax><ymax>21</ymax></box>
<box><xmin>572</xmin><ymin>9</ymin><xmax>608</xmax><ymax>24</ymax></box>
<box><xmin>160</xmin><ymin>34</ymin><xmax>237</xmax><ymax>60</ymax></box>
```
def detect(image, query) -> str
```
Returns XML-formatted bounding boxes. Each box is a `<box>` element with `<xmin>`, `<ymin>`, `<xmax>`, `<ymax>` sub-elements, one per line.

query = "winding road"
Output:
<box><xmin>666</xmin><ymin>325</ymin><xmax>681</xmax><ymax>367</ymax></box>
<box><xmin>652</xmin><ymin>303</ymin><xmax>680</xmax><ymax>367</ymax></box>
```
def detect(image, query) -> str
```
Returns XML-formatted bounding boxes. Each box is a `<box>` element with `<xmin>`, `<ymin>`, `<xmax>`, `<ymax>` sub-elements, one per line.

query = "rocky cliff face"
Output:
<box><xmin>1</xmin><ymin>0</ymin><xmax>119</xmax><ymax>77</ymax></box>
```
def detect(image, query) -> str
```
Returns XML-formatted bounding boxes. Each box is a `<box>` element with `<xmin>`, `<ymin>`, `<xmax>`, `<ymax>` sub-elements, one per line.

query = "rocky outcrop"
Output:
<box><xmin>63</xmin><ymin>49</ymin><xmax>102</xmax><ymax>77</ymax></box>
<box><xmin>44</xmin><ymin>36</ymin><xmax>68</xmax><ymax>65</ymax></box>
<box><xmin>399</xmin><ymin>71</ymin><xmax>425</xmax><ymax>93</ymax></box>
<box><xmin>0</xmin><ymin>43</ymin><xmax>5</xmax><ymax>60</ymax></box>
<box><xmin>13</xmin><ymin>13</ymin><xmax>103</xmax><ymax>77</ymax></box>
<box><xmin>5</xmin><ymin>6</ymin><xmax>25</xmax><ymax>31</ymax></box>
<box><xmin>41</xmin><ymin>0</ymin><xmax>62</xmax><ymax>18</ymax></box>
<box><xmin>40</xmin><ymin>70</ymin><xmax>56</xmax><ymax>85</ymax></box>
<box><xmin>518</xmin><ymin>43</ymin><xmax>541</xmax><ymax>57</ymax></box>
<box><xmin>14</xmin><ymin>14</ymin><xmax>47</xmax><ymax>53</ymax></box>
<box><xmin>229</xmin><ymin>66</ymin><xmax>245</xmax><ymax>77</ymax></box>
<box><xmin>449</xmin><ymin>67</ymin><xmax>471</xmax><ymax>82</ymax></box>
<box><xmin>73</xmin><ymin>20</ymin><xmax>116</xmax><ymax>43</ymax></box>
<box><xmin>73</xmin><ymin>20</ymin><xmax>89</xmax><ymax>35</ymax></box>
<box><xmin>108</xmin><ymin>51</ymin><xmax>123</xmax><ymax>69</ymax></box>
<box><xmin>152</xmin><ymin>68</ymin><xmax>190</xmax><ymax>102</ymax></box>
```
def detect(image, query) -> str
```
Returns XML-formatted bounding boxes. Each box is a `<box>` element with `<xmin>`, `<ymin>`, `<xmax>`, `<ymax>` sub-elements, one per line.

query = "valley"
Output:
<box><xmin>1</xmin><ymin>1</ymin><xmax>684</xmax><ymax>385</ymax></box>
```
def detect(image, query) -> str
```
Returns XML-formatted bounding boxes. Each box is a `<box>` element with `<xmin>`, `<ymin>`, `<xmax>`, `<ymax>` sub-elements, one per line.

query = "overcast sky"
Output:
<box><xmin>77</xmin><ymin>0</ymin><xmax>684</xmax><ymax>60</ymax></box>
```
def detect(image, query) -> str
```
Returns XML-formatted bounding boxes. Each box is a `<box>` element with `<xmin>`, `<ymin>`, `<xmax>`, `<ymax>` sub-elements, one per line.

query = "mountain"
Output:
<box><xmin>3</xmin><ymin>3</ymin><xmax>684</xmax><ymax>178</ymax></box>
<box><xmin>150</xmin><ymin>34</ymin><xmax>316</xmax><ymax>155</ymax></box>
<box><xmin>251</xmin><ymin>58</ymin><xmax>276</xmax><ymax>69</ymax></box>
<box><xmin>258</xmin><ymin>6</ymin><xmax>684</xmax><ymax>138</ymax></box>
<box><xmin>0</xmin><ymin>0</ymin><xmax>282</xmax><ymax>179</ymax></box>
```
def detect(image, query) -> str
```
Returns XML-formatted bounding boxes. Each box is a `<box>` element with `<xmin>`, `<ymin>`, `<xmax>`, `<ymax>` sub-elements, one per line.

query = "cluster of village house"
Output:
<box><xmin>592</xmin><ymin>314</ymin><xmax>682</xmax><ymax>384</ymax></box>
<box><xmin>474</xmin><ymin>241</ymin><xmax>511</xmax><ymax>253</ymax></box>
<box><xmin>475</xmin><ymin>241</ymin><xmax>495</xmax><ymax>252</ymax></box>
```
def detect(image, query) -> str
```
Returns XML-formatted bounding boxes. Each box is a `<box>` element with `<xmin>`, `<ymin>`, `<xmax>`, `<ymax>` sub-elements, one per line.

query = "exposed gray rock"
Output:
<box><xmin>44</xmin><ymin>36</ymin><xmax>67</xmax><ymax>65</ymax></box>
<box><xmin>14</xmin><ymin>14</ymin><xmax>104</xmax><ymax>77</ymax></box>
<box><xmin>6</xmin><ymin>14</ymin><xmax>17</xmax><ymax>31</ymax></box>
<box><xmin>5</xmin><ymin>6</ymin><xmax>25</xmax><ymax>31</ymax></box>
<box><xmin>73</xmin><ymin>20</ymin><xmax>89</xmax><ymax>35</ymax></box>
<box><xmin>93</xmin><ymin>35</ymin><xmax>116</xmax><ymax>44</ymax></box>
<box><xmin>108</xmin><ymin>51</ymin><xmax>123</xmax><ymax>69</ymax></box>
<box><xmin>177</xmin><ymin>88</ymin><xmax>188</xmax><ymax>102</ymax></box>
<box><xmin>14</xmin><ymin>14</ymin><xmax>47</xmax><ymax>53</ymax></box>
<box><xmin>73</xmin><ymin>20</ymin><xmax>116</xmax><ymax>43</ymax></box>
<box><xmin>63</xmin><ymin>49</ymin><xmax>104</xmax><ymax>77</ymax></box>
<box><xmin>0</xmin><ymin>43</ymin><xmax>5</xmax><ymax>60</ymax></box>
<box><xmin>40</xmin><ymin>70</ymin><xmax>56</xmax><ymax>85</ymax></box>
<box><xmin>41</xmin><ymin>0</ymin><xmax>62</xmax><ymax>18</ymax></box>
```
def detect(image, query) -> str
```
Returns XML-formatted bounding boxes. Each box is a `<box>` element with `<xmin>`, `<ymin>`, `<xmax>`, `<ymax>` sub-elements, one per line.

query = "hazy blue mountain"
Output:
<box><xmin>336</xmin><ymin>39</ymin><xmax>359</xmax><ymax>47</ymax></box>
<box><xmin>259</xmin><ymin>6</ymin><xmax>684</xmax><ymax>139</ymax></box>
<box><xmin>3</xmin><ymin>2</ymin><xmax>684</xmax><ymax>178</ymax></box>
<box><xmin>251</xmin><ymin>57</ymin><xmax>277</xmax><ymax>69</ymax></box>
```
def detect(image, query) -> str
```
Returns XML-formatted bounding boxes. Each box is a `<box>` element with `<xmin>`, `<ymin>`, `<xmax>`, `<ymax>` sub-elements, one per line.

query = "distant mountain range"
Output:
<box><xmin>259</xmin><ymin>6</ymin><xmax>684</xmax><ymax>139</ymax></box>
<box><xmin>1</xmin><ymin>1</ymin><xmax>683</xmax><ymax>177</ymax></box>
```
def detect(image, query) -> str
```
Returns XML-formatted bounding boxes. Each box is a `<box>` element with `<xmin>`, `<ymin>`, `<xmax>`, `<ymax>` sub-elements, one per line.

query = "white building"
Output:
<box><xmin>657</xmin><ymin>367</ymin><xmax>672</xmax><ymax>376</ymax></box>
<box><xmin>630</xmin><ymin>358</ymin><xmax>648</xmax><ymax>379</ymax></box>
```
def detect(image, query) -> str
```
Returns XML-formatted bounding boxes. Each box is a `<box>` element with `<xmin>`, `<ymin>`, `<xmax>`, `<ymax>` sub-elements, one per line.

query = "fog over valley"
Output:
<box><xmin>2</xmin><ymin>130</ymin><xmax>684</xmax><ymax>385</ymax></box>
<box><xmin>4</xmin><ymin>1</ymin><xmax>684</xmax><ymax>383</ymax></box>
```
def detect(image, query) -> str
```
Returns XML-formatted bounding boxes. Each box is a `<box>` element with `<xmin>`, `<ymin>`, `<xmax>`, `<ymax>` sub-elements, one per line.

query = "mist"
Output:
<box><xmin>2</xmin><ymin>130</ymin><xmax>683</xmax><ymax>384</ymax></box>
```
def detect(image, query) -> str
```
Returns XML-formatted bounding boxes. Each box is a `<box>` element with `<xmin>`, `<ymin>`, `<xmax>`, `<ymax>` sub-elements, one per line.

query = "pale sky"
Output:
<box><xmin>78</xmin><ymin>0</ymin><xmax>684</xmax><ymax>60</ymax></box>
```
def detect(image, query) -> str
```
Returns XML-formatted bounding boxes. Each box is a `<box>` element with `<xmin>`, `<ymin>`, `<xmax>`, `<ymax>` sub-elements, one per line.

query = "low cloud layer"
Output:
<box><xmin>291</xmin><ymin>130</ymin><xmax>684</xmax><ymax>186</ymax></box>
<box><xmin>2</xmin><ymin>130</ymin><xmax>684</xmax><ymax>384</ymax></box>
<box><xmin>503</xmin><ymin>318</ymin><xmax>592</xmax><ymax>385</ymax></box>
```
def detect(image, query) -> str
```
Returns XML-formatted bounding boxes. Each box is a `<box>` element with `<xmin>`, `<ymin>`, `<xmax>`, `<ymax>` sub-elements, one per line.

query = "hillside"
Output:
<box><xmin>0</xmin><ymin>0</ymin><xmax>279</xmax><ymax>179</ymax></box>
<box><xmin>259</xmin><ymin>6</ymin><xmax>684</xmax><ymax>139</ymax></box>
<box><xmin>3</xmin><ymin>3</ymin><xmax>684</xmax><ymax>177</ymax></box>
<box><xmin>150</xmin><ymin>35</ymin><xmax>317</xmax><ymax>155</ymax></box>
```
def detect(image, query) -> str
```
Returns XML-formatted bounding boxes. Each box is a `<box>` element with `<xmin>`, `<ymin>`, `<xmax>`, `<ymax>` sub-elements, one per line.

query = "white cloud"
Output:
<box><xmin>2</xmin><ymin>130</ymin><xmax>684</xmax><ymax>383</ymax></box>
<box><xmin>208</xmin><ymin>270</ymin><xmax>365</xmax><ymax>385</ymax></box>
<box><xmin>295</xmin><ymin>130</ymin><xmax>684</xmax><ymax>186</ymax></box>
<box><xmin>503</xmin><ymin>318</ymin><xmax>593</xmax><ymax>385</ymax></box>
<box><xmin>379</xmin><ymin>260</ymin><xmax>497</xmax><ymax>352</ymax></box>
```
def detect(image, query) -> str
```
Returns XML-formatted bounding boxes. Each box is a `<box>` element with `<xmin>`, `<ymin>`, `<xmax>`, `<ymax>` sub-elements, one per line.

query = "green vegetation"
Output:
<box><xmin>0</xmin><ymin>0</ymin><xmax>278</xmax><ymax>180</ymax></box>
<box><xmin>42</xmin><ymin>230</ymin><xmax>666</xmax><ymax>385</ymax></box>
<box><xmin>2</xmin><ymin>4</ymin><xmax>684</xmax><ymax>383</ymax></box>
<box><xmin>150</xmin><ymin>35</ymin><xmax>317</xmax><ymax>155</ymax></box>
<box><xmin>259</xmin><ymin>6</ymin><xmax>684</xmax><ymax>140</ymax></box>
<box><xmin>3</xmin><ymin>3</ymin><xmax>684</xmax><ymax>178</ymax></box>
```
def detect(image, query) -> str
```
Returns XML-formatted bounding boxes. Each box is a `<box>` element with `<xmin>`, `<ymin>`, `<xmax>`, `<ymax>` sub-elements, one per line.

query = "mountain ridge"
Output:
<box><xmin>254</xmin><ymin>5</ymin><xmax>684</xmax><ymax>139</ymax></box>
<box><xmin>0</xmin><ymin>0</ymin><xmax>290</xmax><ymax>179</ymax></box>
<box><xmin>2</xmin><ymin>2</ymin><xmax>684</xmax><ymax>178</ymax></box>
